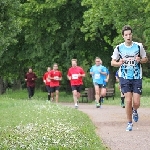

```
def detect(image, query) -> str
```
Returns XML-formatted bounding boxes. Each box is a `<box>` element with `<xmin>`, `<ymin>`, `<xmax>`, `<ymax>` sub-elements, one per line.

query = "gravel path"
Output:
<box><xmin>61</xmin><ymin>103</ymin><xmax>150</xmax><ymax>150</ymax></box>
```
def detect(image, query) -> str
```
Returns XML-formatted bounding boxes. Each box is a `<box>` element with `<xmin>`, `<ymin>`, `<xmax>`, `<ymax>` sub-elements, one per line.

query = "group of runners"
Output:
<box><xmin>42</xmin><ymin>58</ymin><xmax>109</xmax><ymax>109</ymax></box>
<box><xmin>25</xmin><ymin>25</ymin><xmax>148</xmax><ymax>131</ymax></box>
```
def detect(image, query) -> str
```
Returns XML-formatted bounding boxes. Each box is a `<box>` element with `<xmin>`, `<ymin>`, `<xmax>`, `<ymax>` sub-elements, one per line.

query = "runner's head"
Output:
<box><xmin>95</xmin><ymin>57</ymin><xmax>101</xmax><ymax>66</ymax></box>
<box><xmin>122</xmin><ymin>25</ymin><xmax>133</xmax><ymax>46</ymax></box>
<box><xmin>53</xmin><ymin>63</ymin><xmax>58</xmax><ymax>71</ymax></box>
<box><xmin>28</xmin><ymin>67</ymin><xmax>33</xmax><ymax>73</ymax></box>
<box><xmin>47</xmin><ymin>67</ymin><xmax>51</xmax><ymax>72</ymax></box>
<box><xmin>71</xmin><ymin>59</ymin><xmax>77</xmax><ymax>67</ymax></box>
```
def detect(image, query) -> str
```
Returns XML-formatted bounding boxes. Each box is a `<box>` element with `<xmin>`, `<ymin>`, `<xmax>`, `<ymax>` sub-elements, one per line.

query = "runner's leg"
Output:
<box><xmin>27</xmin><ymin>87</ymin><xmax>32</xmax><ymax>99</ymax></box>
<box><xmin>72</xmin><ymin>90</ymin><xmax>78</xmax><ymax>106</ymax></box>
<box><xmin>77</xmin><ymin>85</ymin><xmax>82</xmax><ymax>104</ymax></box>
<box><xmin>94</xmin><ymin>84</ymin><xmax>100</xmax><ymax>103</ymax></box>
<box><xmin>132</xmin><ymin>93</ymin><xmax>140</xmax><ymax>122</ymax></box>
<box><xmin>121</xmin><ymin>91</ymin><xmax>125</xmax><ymax>108</ymax></box>
<box><xmin>124</xmin><ymin>92</ymin><xmax>133</xmax><ymax>131</ymax></box>
<box><xmin>124</xmin><ymin>92</ymin><xmax>133</xmax><ymax>122</ymax></box>
<box><xmin>55</xmin><ymin>90</ymin><xmax>59</xmax><ymax>103</ymax></box>
<box><xmin>100</xmin><ymin>87</ymin><xmax>106</xmax><ymax>105</ymax></box>
<box><xmin>51</xmin><ymin>87</ymin><xmax>55</xmax><ymax>102</ymax></box>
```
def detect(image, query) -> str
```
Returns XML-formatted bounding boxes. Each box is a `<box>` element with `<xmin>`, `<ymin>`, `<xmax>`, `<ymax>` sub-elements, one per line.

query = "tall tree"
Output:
<box><xmin>0</xmin><ymin>0</ymin><xmax>21</xmax><ymax>93</ymax></box>
<box><xmin>81</xmin><ymin>0</ymin><xmax>150</xmax><ymax>86</ymax></box>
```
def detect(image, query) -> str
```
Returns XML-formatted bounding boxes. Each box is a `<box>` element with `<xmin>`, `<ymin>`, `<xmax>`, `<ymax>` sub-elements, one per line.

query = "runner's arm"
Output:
<box><xmin>43</xmin><ymin>73</ymin><xmax>46</xmax><ymax>83</ymax></box>
<box><xmin>79</xmin><ymin>73</ymin><xmax>85</xmax><ymax>77</ymax></box>
<box><xmin>67</xmin><ymin>75</ymin><xmax>71</xmax><ymax>80</ymax></box>
<box><xmin>90</xmin><ymin>67</ymin><xmax>94</xmax><ymax>75</ymax></box>
<box><xmin>67</xmin><ymin>70</ymin><xmax>71</xmax><ymax>80</ymax></box>
<box><xmin>25</xmin><ymin>74</ymin><xmax>27</xmax><ymax>81</ymax></box>
<box><xmin>140</xmin><ymin>57</ymin><xmax>148</xmax><ymax>63</ymax></box>
<box><xmin>111</xmin><ymin>59</ymin><xmax>124</xmax><ymax>67</ymax></box>
<box><xmin>59</xmin><ymin>72</ymin><xmax>62</xmax><ymax>80</ymax></box>
<box><xmin>100</xmin><ymin>71</ymin><xmax>107</xmax><ymax>75</ymax></box>
<box><xmin>105</xmin><ymin>74</ymin><xmax>109</xmax><ymax>82</ymax></box>
<box><xmin>111</xmin><ymin>46</ymin><xmax>123</xmax><ymax>67</ymax></box>
<box><xmin>139</xmin><ymin>43</ymin><xmax>148</xmax><ymax>63</ymax></box>
<box><xmin>115</xmin><ymin>75</ymin><xmax>119</xmax><ymax>82</ymax></box>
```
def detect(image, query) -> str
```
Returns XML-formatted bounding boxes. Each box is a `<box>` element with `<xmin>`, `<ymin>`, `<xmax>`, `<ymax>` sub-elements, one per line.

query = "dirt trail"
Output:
<box><xmin>61</xmin><ymin>103</ymin><xmax>150</xmax><ymax>150</ymax></box>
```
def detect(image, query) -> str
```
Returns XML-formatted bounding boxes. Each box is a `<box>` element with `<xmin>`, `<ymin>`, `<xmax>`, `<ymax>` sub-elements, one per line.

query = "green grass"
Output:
<box><xmin>0</xmin><ymin>80</ymin><xmax>150</xmax><ymax>149</ymax></box>
<box><xmin>0</xmin><ymin>92</ymin><xmax>107</xmax><ymax>150</ymax></box>
<box><xmin>3</xmin><ymin>89</ymin><xmax>73</xmax><ymax>102</ymax></box>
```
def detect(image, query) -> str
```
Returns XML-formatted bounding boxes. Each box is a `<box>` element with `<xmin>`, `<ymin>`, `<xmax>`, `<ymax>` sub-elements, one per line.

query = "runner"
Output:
<box><xmin>115</xmin><ymin>70</ymin><xmax>125</xmax><ymax>108</ymax></box>
<box><xmin>43</xmin><ymin>67</ymin><xmax>52</xmax><ymax>101</ymax></box>
<box><xmin>49</xmin><ymin>63</ymin><xmax>62</xmax><ymax>103</ymax></box>
<box><xmin>25</xmin><ymin>67</ymin><xmax>37</xmax><ymax>99</ymax></box>
<box><xmin>111</xmin><ymin>25</ymin><xmax>148</xmax><ymax>131</ymax></box>
<box><xmin>67</xmin><ymin>59</ymin><xmax>85</xmax><ymax>108</ymax></box>
<box><xmin>90</xmin><ymin>57</ymin><xmax>107</xmax><ymax>108</ymax></box>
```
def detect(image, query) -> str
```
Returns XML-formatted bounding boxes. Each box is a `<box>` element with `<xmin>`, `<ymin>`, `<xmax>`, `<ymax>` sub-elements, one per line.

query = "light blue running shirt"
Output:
<box><xmin>90</xmin><ymin>65</ymin><xmax>106</xmax><ymax>84</ymax></box>
<box><xmin>111</xmin><ymin>42</ymin><xmax>147</xmax><ymax>79</ymax></box>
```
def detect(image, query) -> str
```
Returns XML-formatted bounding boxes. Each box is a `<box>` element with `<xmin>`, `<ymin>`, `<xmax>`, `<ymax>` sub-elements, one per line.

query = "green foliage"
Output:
<box><xmin>0</xmin><ymin>0</ymin><xmax>21</xmax><ymax>51</ymax></box>
<box><xmin>81</xmin><ymin>0</ymin><xmax>150</xmax><ymax>62</ymax></box>
<box><xmin>0</xmin><ymin>0</ymin><xmax>150</xmax><ymax>92</ymax></box>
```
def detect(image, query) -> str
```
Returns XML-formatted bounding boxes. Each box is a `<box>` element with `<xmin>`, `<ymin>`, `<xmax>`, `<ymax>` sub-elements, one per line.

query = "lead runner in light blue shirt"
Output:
<box><xmin>111</xmin><ymin>25</ymin><xmax>148</xmax><ymax>131</ymax></box>
<box><xmin>90</xmin><ymin>57</ymin><xmax>107</xmax><ymax>108</ymax></box>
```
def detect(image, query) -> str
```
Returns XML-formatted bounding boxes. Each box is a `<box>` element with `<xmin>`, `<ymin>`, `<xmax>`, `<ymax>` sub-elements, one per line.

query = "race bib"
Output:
<box><xmin>123</xmin><ymin>57</ymin><xmax>136</xmax><ymax>67</ymax></box>
<box><xmin>72</xmin><ymin>74</ymin><xmax>78</xmax><ymax>79</ymax></box>
<box><xmin>95</xmin><ymin>74</ymin><xmax>100</xmax><ymax>79</ymax></box>
<box><xmin>54</xmin><ymin>76</ymin><xmax>59</xmax><ymax>80</ymax></box>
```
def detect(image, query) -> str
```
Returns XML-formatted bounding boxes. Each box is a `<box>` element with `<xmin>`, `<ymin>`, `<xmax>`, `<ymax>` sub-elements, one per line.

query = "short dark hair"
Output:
<box><xmin>53</xmin><ymin>63</ymin><xmax>58</xmax><ymax>66</ymax></box>
<box><xmin>71</xmin><ymin>59</ymin><xmax>77</xmax><ymax>62</ymax></box>
<box><xmin>122</xmin><ymin>25</ymin><xmax>132</xmax><ymax>35</ymax></box>
<box><xmin>95</xmin><ymin>57</ymin><xmax>101</xmax><ymax>61</ymax></box>
<box><xmin>28</xmin><ymin>67</ymin><xmax>32</xmax><ymax>69</ymax></box>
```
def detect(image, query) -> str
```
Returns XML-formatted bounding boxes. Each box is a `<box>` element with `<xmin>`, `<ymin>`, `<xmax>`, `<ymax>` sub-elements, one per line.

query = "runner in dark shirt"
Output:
<box><xmin>25</xmin><ymin>68</ymin><xmax>37</xmax><ymax>99</ymax></box>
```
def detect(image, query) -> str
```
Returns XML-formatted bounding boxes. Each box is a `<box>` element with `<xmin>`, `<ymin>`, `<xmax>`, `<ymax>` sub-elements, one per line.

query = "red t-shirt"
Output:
<box><xmin>43</xmin><ymin>72</ymin><xmax>51</xmax><ymax>86</ymax></box>
<box><xmin>67</xmin><ymin>66</ymin><xmax>85</xmax><ymax>86</ymax></box>
<box><xmin>50</xmin><ymin>70</ymin><xmax>62</xmax><ymax>87</ymax></box>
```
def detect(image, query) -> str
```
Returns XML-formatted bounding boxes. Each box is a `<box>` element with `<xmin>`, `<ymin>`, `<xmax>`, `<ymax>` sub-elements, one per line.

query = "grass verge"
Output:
<box><xmin>0</xmin><ymin>96</ymin><xmax>107</xmax><ymax>150</ymax></box>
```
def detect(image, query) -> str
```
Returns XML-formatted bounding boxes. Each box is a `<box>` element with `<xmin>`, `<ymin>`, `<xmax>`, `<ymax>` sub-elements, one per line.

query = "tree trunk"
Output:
<box><xmin>0</xmin><ymin>77</ymin><xmax>5</xmax><ymax>94</ymax></box>
<box><xmin>107</xmin><ymin>70</ymin><xmax>116</xmax><ymax>94</ymax></box>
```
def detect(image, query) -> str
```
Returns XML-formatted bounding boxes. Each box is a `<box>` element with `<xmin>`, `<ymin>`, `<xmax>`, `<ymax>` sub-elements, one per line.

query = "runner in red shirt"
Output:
<box><xmin>43</xmin><ymin>67</ymin><xmax>51</xmax><ymax>101</ymax></box>
<box><xmin>49</xmin><ymin>63</ymin><xmax>62</xmax><ymax>103</ymax></box>
<box><xmin>67</xmin><ymin>59</ymin><xmax>85</xmax><ymax>108</ymax></box>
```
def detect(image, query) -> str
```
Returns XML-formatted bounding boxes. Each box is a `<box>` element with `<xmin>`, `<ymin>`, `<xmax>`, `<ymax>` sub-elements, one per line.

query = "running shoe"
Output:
<box><xmin>121</xmin><ymin>103</ymin><xmax>125</xmax><ymax>108</ymax></box>
<box><xmin>126</xmin><ymin>123</ymin><xmax>133</xmax><ymax>131</ymax></box>
<box><xmin>96</xmin><ymin>103</ymin><xmax>100</xmax><ymax>108</ymax></box>
<box><xmin>132</xmin><ymin>110</ymin><xmax>138</xmax><ymax>122</ymax></box>
<box><xmin>75</xmin><ymin>104</ymin><xmax>78</xmax><ymax>109</ymax></box>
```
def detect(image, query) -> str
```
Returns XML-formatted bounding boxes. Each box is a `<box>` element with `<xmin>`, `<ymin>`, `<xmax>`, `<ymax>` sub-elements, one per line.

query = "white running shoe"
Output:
<box><xmin>75</xmin><ymin>104</ymin><xmax>78</xmax><ymax>109</ymax></box>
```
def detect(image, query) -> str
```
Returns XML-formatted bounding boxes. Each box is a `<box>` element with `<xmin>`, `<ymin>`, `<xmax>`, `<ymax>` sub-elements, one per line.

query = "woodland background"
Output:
<box><xmin>0</xmin><ymin>0</ymin><xmax>150</xmax><ymax>93</ymax></box>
